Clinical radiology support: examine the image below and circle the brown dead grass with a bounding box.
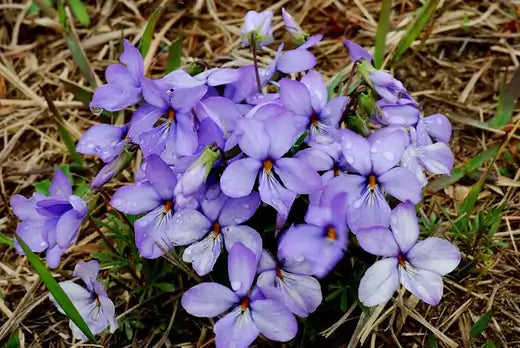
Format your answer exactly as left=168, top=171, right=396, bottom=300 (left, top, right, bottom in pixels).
left=0, top=0, right=519, bottom=346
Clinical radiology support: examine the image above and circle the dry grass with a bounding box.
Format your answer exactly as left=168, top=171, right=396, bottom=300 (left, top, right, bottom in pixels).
left=0, top=0, right=519, bottom=346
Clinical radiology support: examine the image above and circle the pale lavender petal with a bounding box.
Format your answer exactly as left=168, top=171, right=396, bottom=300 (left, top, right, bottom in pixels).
left=228, top=242, right=257, bottom=297
left=105, top=64, right=136, bottom=86
left=320, top=96, right=348, bottom=127
left=219, top=192, right=261, bottom=226
left=201, top=185, right=227, bottom=222
left=418, top=142, right=454, bottom=175
left=171, top=85, right=208, bottom=113
left=220, top=158, right=261, bottom=198
left=110, top=182, right=161, bottom=214
left=378, top=167, right=422, bottom=204
left=50, top=170, right=72, bottom=197
left=358, top=258, right=399, bottom=307
left=390, top=201, right=419, bottom=253
left=250, top=299, right=298, bottom=341
left=266, top=115, right=297, bottom=159
left=258, top=171, right=296, bottom=218
left=89, top=84, right=141, bottom=111
left=423, top=113, right=452, bottom=143
left=368, top=127, right=409, bottom=175
left=304, top=205, right=332, bottom=227
left=344, top=39, right=373, bottom=62
left=297, top=34, right=322, bottom=50
left=183, top=233, right=223, bottom=276
left=145, top=154, right=177, bottom=200
left=16, top=220, right=47, bottom=252
left=214, top=308, right=259, bottom=348
left=277, top=49, right=317, bottom=74
left=399, top=266, right=443, bottom=305
left=127, top=104, right=164, bottom=142
left=222, top=225, right=262, bottom=261
left=120, top=40, right=143, bottom=81
left=238, top=119, right=270, bottom=159
left=348, top=186, right=391, bottom=233
left=406, top=237, right=461, bottom=275
left=377, top=102, right=419, bottom=127
left=295, top=147, right=334, bottom=171
left=175, top=113, right=199, bottom=156
left=10, top=194, right=44, bottom=221
left=258, top=250, right=276, bottom=273
left=55, top=210, right=82, bottom=248
left=356, top=226, right=399, bottom=257
left=275, top=158, right=322, bottom=194
left=76, top=124, right=125, bottom=163
left=279, top=78, right=312, bottom=116
left=340, top=129, right=372, bottom=176
left=54, top=281, right=92, bottom=315
left=73, top=260, right=99, bottom=290
left=170, top=209, right=211, bottom=245
left=134, top=207, right=175, bottom=258
left=277, top=224, right=320, bottom=274
left=197, top=96, right=241, bottom=134
left=46, top=245, right=66, bottom=269
left=207, top=68, right=240, bottom=86
left=141, top=78, right=168, bottom=109
left=182, top=282, right=238, bottom=317
left=301, top=70, right=327, bottom=112
left=160, top=69, right=201, bottom=88
left=402, top=147, right=427, bottom=187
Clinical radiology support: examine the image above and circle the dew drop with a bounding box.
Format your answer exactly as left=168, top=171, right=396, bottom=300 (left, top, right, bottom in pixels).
left=90, top=107, right=103, bottom=115
left=243, top=204, right=250, bottom=209
left=382, top=151, right=394, bottom=162
left=345, top=155, right=354, bottom=164
left=231, top=280, right=242, bottom=291
left=344, top=142, right=352, bottom=150
left=295, top=255, right=305, bottom=262
left=370, top=147, right=378, bottom=154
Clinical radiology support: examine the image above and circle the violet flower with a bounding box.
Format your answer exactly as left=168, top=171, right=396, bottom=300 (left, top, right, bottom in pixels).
left=375, top=99, right=420, bottom=127
left=282, top=8, right=308, bottom=45
left=369, top=71, right=414, bottom=103
left=76, top=123, right=129, bottom=163
left=51, top=260, right=117, bottom=339
left=416, top=113, right=452, bottom=145
left=280, top=72, right=348, bottom=142
left=11, top=170, right=87, bottom=268
left=357, top=202, right=460, bottom=306
left=334, top=128, right=421, bottom=232
left=241, top=10, right=274, bottom=48
left=110, top=155, right=177, bottom=258
left=276, top=193, right=348, bottom=278
left=276, top=35, right=322, bottom=74
left=182, top=242, right=298, bottom=347
left=170, top=185, right=261, bottom=276
left=256, top=247, right=323, bottom=317
left=220, top=117, right=322, bottom=217
left=90, top=40, right=143, bottom=112
left=344, top=40, right=373, bottom=63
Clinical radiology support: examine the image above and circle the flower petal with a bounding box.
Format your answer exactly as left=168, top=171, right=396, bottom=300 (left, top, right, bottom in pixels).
left=128, top=104, right=164, bottom=142
left=145, top=154, right=177, bottom=200
left=423, top=113, right=452, bottom=143
left=228, top=242, right=258, bottom=297
left=76, top=124, right=125, bottom=163
left=171, top=85, right=208, bottom=113
left=170, top=209, right=211, bottom=245
left=222, top=225, right=262, bottom=261
left=279, top=78, right=312, bottom=116
left=301, top=70, right=327, bottom=112
left=344, top=40, right=373, bottom=62
left=238, top=119, right=270, bottom=159
left=175, top=113, right=199, bottom=156
left=266, top=115, right=297, bottom=159
left=406, top=237, right=461, bottom=275
left=134, top=208, right=175, bottom=258
left=399, top=266, right=443, bottom=305
left=340, top=129, right=372, bottom=176
left=182, top=282, right=238, bottom=317
left=368, top=127, right=409, bottom=175
left=89, top=83, right=141, bottom=111
left=120, top=40, right=143, bottom=81
left=183, top=233, right=223, bottom=276
left=347, top=186, right=391, bottom=233
left=219, top=192, right=261, bottom=226
left=141, top=78, right=168, bottom=108
left=277, top=49, right=317, bottom=74
left=358, top=258, right=399, bottom=307
left=55, top=210, right=83, bottom=248
left=378, top=167, right=422, bottom=204
left=258, top=171, right=296, bottom=218
left=50, top=170, right=72, bottom=197
left=295, top=147, right=334, bottom=171
left=275, top=158, right=322, bottom=194
left=110, top=182, right=162, bottom=214
left=214, top=308, right=259, bottom=348
left=16, top=220, right=47, bottom=252
left=356, top=226, right=399, bottom=257
left=220, top=158, right=261, bottom=198
left=418, top=142, right=454, bottom=175
left=320, top=96, right=348, bottom=127
left=250, top=299, right=298, bottom=341
left=207, top=68, right=240, bottom=86
left=390, top=201, right=419, bottom=253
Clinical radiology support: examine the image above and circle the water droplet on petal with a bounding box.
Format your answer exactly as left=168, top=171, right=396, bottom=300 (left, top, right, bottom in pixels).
left=383, top=151, right=394, bottom=162
left=345, top=155, right=354, bottom=164
left=231, top=280, right=242, bottom=291
left=243, top=204, right=249, bottom=209
left=344, top=142, right=352, bottom=150
left=370, top=148, right=378, bottom=154
left=90, top=107, right=103, bottom=115
left=295, top=255, right=305, bottom=262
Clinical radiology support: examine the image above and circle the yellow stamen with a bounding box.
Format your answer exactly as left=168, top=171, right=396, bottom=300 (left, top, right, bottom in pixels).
left=326, top=226, right=337, bottom=240
left=263, top=159, right=273, bottom=174
left=368, top=174, right=377, bottom=190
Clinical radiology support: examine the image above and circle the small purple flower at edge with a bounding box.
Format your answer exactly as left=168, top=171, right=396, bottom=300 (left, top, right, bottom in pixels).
left=10, top=170, right=87, bottom=268
left=241, top=10, right=274, bottom=48
left=51, top=260, right=117, bottom=339
left=357, top=201, right=460, bottom=306
left=182, top=242, right=298, bottom=348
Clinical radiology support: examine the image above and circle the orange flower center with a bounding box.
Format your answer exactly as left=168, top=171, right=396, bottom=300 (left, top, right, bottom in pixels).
left=310, top=114, right=320, bottom=127
left=368, top=174, right=377, bottom=190
left=397, top=253, right=406, bottom=268
left=263, top=159, right=273, bottom=174
left=326, top=226, right=337, bottom=240
left=163, top=200, right=173, bottom=212
left=240, top=297, right=250, bottom=309
left=212, top=222, right=221, bottom=236
left=275, top=267, right=283, bottom=279
left=168, top=109, right=176, bottom=121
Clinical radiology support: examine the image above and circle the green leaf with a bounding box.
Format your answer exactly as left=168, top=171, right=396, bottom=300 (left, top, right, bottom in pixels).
left=74, top=178, right=89, bottom=197
left=16, top=236, right=97, bottom=343
left=374, top=0, right=392, bottom=68
left=67, top=0, right=90, bottom=27
left=64, top=34, right=97, bottom=88
left=153, top=282, right=175, bottom=292
left=6, top=330, right=19, bottom=348
left=57, top=0, right=67, bottom=28
left=140, top=7, right=164, bottom=56
left=470, top=311, right=492, bottom=340
left=166, top=37, right=183, bottom=73
left=426, top=333, right=439, bottom=348
left=327, top=69, right=345, bottom=100
left=391, top=0, right=440, bottom=64
left=35, top=179, right=52, bottom=195
left=489, top=67, right=520, bottom=128
left=0, top=233, right=14, bottom=248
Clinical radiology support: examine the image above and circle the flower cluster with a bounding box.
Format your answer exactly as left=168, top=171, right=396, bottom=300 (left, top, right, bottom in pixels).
left=9, top=7, right=461, bottom=345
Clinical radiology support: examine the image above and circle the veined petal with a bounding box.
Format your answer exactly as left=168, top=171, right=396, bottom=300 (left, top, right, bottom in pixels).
left=279, top=78, right=312, bottom=116
left=134, top=207, right=176, bottom=258
left=250, top=299, right=298, bottom=341
left=390, top=201, right=419, bottom=253
left=406, top=237, right=461, bottom=275
left=105, top=64, right=136, bottom=86
left=258, top=171, right=296, bottom=218
left=301, top=70, right=327, bottom=112
left=55, top=210, right=82, bottom=248
left=50, top=170, right=73, bottom=197
left=170, top=209, right=211, bottom=245
left=228, top=242, right=257, bottom=297
left=183, top=233, right=223, bottom=276
left=399, top=265, right=443, bottom=305
left=220, top=158, right=261, bottom=198
left=347, top=185, right=391, bottom=233
left=358, top=258, right=399, bottom=307
left=214, top=307, right=259, bottom=348
left=356, top=226, right=399, bottom=257
left=182, top=282, right=238, bottom=317
left=275, top=158, right=322, bottom=194
left=378, top=167, right=422, bottom=204
left=417, top=142, right=454, bottom=175
left=110, top=182, right=162, bottom=214
left=219, top=192, right=261, bottom=226
left=145, top=154, right=177, bottom=200
left=127, top=104, right=164, bottom=142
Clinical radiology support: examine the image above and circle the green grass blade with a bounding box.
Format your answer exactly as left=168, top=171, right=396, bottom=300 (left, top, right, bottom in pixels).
left=327, top=69, right=345, bottom=100
left=139, top=7, right=164, bottom=56
left=391, top=0, right=439, bottom=64
left=0, top=232, right=14, bottom=248
left=65, top=34, right=97, bottom=88
left=42, top=90, right=85, bottom=167
left=374, top=0, right=392, bottom=68
left=67, top=0, right=90, bottom=27
left=489, top=67, right=520, bottom=129
left=166, top=37, right=183, bottom=73
left=15, top=236, right=97, bottom=343
left=470, top=311, right=492, bottom=340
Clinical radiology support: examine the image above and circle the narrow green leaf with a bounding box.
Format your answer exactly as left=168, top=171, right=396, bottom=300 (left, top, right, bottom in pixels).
left=60, top=78, right=93, bottom=106
left=67, top=0, right=90, bottom=27
left=15, top=236, right=97, bottom=343
left=6, top=330, right=19, bottom=348
left=489, top=67, right=520, bottom=128
left=0, top=233, right=14, bottom=248
left=154, top=283, right=175, bottom=292
left=374, top=0, right=392, bottom=68
left=30, top=0, right=56, bottom=17
left=42, top=90, right=85, bottom=167
left=327, top=69, right=345, bottom=100
left=65, top=34, right=97, bottom=88
left=140, top=7, right=164, bottom=56
left=391, top=0, right=440, bottom=63
left=470, top=311, right=492, bottom=339
left=166, top=37, right=183, bottom=73
left=57, top=0, right=67, bottom=28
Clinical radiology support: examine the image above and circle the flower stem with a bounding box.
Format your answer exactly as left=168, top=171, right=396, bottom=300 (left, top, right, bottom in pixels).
left=250, top=33, right=262, bottom=93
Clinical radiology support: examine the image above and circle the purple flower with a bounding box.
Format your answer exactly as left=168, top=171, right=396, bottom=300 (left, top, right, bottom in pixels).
left=110, top=155, right=177, bottom=258
left=344, top=40, right=373, bottom=63
left=282, top=8, right=308, bottom=45
left=416, top=113, right=452, bottom=145
left=90, top=40, right=143, bottom=112
left=369, top=71, right=414, bottom=103
left=76, top=123, right=129, bottom=163
left=220, top=117, right=322, bottom=217
left=375, top=99, right=419, bottom=127
left=182, top=242, right=298, bottom=347
left=51, top=260, right=117, bottom=339
left=256, top=248, right=323, bottom=317
left=241, top=10, right=274, bottom=48
left=402, top=127, right=454, bottom=186
left=280, top=72, right=348, bottom=141
left=334, top=128, right=421, bottom=232
left=11, top=170, right=87, bottom=268
left=276, top=193, right=348, bottom=278
left=170, top=185, right=261, bottom=276
left=276, top=36, right=321, bottom=74
left=357, top=202, right=460, bottom=306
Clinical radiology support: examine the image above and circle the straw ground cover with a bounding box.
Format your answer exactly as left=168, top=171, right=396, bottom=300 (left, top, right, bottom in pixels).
left=1, top=0, right=519, bottom=346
